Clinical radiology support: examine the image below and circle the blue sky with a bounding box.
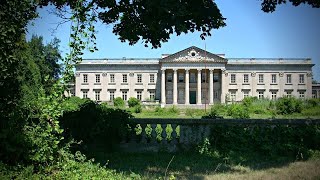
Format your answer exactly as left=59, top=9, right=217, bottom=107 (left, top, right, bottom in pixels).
left=27, top=0, right=320, bottom=81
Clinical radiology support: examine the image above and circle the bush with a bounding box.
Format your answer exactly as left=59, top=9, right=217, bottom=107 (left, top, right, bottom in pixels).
left=242, top=97, right=256, bottom=108
left=227, top=104, right=250, bottom=119
left=168, top=106, right=179, bottom=114
left=113, top=97, right=125, bottom=108
left=202, top=106, right=223, bottom=119
left=133, top=104, right=142, bottom=113
left=276, top=97, right=302, bottom=115
left=128, top=97, right=140, bottom=108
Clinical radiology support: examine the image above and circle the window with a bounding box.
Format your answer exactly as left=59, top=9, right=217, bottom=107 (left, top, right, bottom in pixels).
left=122, top=91, right=127, bottom=100
left=299, top=74, right=305, bottom=84
left=123, top=74, right=127, bottom=83
left=243, top=74, right=249, bottom=83
left=95, top=74, right=100, bottom=83
left=178, top=90, right=184, bottom=100
left=190, top=73, right=196, bottom=83
left=271, top=74, right=277, bottom=84
left=109, top=91, right=114, bottom=101
left=137, top=91, right=142, bottom=100
left=230, top=91, right=236, bottom=101
left=179, top=73, right=184, bottom=82
left=214, top=91, right=219, bottom=99
left=83, top=74, right=88, bottom=83
left=167, top=90, right=172, bottom=98
left=286, top=74, right=292, bottom=84
left=202, top=72, right=207, bottom=83
left=286, top=91, right=292, bottom=97
left=149, top=74, right=155, bottom=83
left=258, top=91, right=264, bottom=99
left=110, top=74, right=115, bottom=83
left=214, top=73, right=219, bottom=82
left=95, top=91, right=100, bottom=101
left=137, top=74, right=142, bottom=83
left=230, top=74, right=236, bottom=83
left=271, top=91, right=277, bottom=100
left=82, top=91, right=88, bottom=98
left=167, top=73, right=172, bottom=82
left=312, top=90, right=317, bottom=98
left=299, top=91, right=305, bottom=99
left=243, top=91, right=249, bottom=98
left=258, top=74, right=264, bottom=84
left=149, top=91, right=155, bottom=100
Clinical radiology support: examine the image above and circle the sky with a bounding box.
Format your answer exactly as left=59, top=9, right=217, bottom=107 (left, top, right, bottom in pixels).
left=27, top=0, right=320, bottom=81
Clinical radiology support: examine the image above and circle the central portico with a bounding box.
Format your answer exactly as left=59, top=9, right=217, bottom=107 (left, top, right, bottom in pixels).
left=160, top=46, right=227, bottom=107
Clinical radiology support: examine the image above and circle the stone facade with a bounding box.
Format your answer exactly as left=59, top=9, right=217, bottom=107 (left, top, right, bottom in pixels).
left=74, top=46, right=314, bottom=107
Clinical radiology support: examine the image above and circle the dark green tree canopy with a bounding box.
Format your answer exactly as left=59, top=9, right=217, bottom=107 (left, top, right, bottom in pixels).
left=261, top=0, right=320, bottom=12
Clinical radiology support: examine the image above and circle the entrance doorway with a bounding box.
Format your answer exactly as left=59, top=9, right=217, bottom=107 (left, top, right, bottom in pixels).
left=190, top=91, right=196, bottom=104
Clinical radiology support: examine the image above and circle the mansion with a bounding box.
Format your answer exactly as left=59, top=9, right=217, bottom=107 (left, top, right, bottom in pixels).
left=74, top=46, right=314, bottom=107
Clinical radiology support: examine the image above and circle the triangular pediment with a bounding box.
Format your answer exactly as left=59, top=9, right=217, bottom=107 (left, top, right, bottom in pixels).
left=160, top=46, right=227, bottom=63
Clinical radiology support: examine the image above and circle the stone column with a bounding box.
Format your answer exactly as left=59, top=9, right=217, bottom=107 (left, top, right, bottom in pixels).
left=173, top=69, right=178, bottom=105
left=161, top=69, right=166, bottom=107
left=221, top=69, right=226, bottom=103
left=209, top=69, right=214, bottom=104
left=185, top=69, right=190, bottom=105
left=197, top=69, right=202, bottom=105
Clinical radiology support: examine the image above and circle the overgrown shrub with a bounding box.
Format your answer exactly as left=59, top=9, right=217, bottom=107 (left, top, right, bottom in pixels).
left=276, top=97, right=302, bottom=115
left=59, top=99, right=132, bottom=152
left=202, top=106, right=223, bottom=119
left=227, top=104, right=250, bottom=119
left=242, top=97, right=257, bottom=107
left=133, top=104, right=142, bottom=113
left=128, top=97, right=140, bottom=108
left=113, top=97, right=125, bottom=108
left=168, top=106, right=179, bottom=114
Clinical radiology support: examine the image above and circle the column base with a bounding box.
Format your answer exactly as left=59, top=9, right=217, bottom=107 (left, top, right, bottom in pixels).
left=161, top=103, right=166, bottom=108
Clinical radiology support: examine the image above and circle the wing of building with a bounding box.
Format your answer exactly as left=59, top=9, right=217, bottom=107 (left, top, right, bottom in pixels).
left=74, top=46, right=314, bottom=107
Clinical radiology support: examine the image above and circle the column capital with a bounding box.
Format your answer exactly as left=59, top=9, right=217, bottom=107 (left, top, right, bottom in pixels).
left=209, top=69, right=214, bottom=73
left=197, top=68, right=202, bottom=72
left=173, top=68, right=178, bottom=72
left=161, top=68, right=166, bottom=72
left=185, top=68, right=190, bottom=72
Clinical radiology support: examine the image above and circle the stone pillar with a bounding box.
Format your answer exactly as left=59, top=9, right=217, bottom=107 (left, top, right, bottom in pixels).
left=161, top=69, right=166, bottom=107
left=185, top=69, right=190, bottom=105
left=197, top=69, right=202, bottom=105
left=221, top=69, right=226, bottom=103
left=209, top=69, right=214, bottom=104
left=173, top=69, right=178, bottom=105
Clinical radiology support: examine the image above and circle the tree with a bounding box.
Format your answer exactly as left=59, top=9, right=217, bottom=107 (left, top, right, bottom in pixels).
left=261, top=0, right=320, bottom=12
left=28, top=35, right=61, bottom=94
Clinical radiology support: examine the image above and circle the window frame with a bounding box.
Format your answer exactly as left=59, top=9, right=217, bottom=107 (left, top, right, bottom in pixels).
left=271, top=74, right=277, bottom=84
left=83, top=74, right=88, bottom=83
left=95, top=74, right=100, bottom=83
left=230, top=74, right=236, bottom=84
left=109, top=91, right=115, bottom=101
left=243, top=74, right=249, bottom=83
left=122, top=74, right=128, bottom=83
left=137, top=91, right=142, bottom=101
left=286, top=74, right=292, bottom=84
left=258, top=74, right=264, bottom=84
left=95, top=90, right=100, bottom=101
left=299, top=74, right=305, bottom=84
left=149, top=74, right=155, bottom=83
left=137, top=74, right=142, bottom=83
left=122, top=91, right=128, bottom=100
left=110, top=74, right=115, bottom=83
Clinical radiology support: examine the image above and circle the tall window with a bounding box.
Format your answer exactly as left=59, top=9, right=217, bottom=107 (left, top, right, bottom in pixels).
left=243, top=74, right=249, bottom=83
left=214, top=91, right=219, bottom=99
left=258, top=74, right=264, bottom=84
left=82, top=91, right=88, bottom=98
left=110, top=74, right=115, bottom=83
left=230, top=74, right=236, bottom=83
left=123, top=74, right=127, bottom=83
left=213, top=73, right=219, bottom=82
left=83, top=74, right=88, bottom=83
left=230, top=91, right=236, bottom=101
left=179, top=73, right=184, bottom=82
left=286, top=91, right=292, bottom=97
left=95, top=91, right=100, bottom=101
left=95, top=74, right=100, bottom=83
left=299, top=91, right=305, bottom=99
left=271, top=74, right=277, bottom=84
left=109, top=91, right=114, bottom=101
left=122, top=91, right=127, bottom=100
left=137, top=74, right=142, bottom=83
left=167, top=73, right=172, bottom=82
left=201, top=72, right=207, bottom=83
left=286, top=74, right=292, bottom=84
left=271, top=91, right=277, bottom=100
left=190, top=73, right=196, bottom=83
left=137, top=91, right=142, bottom=100
left=299, top=74, right=305, bottom=84
left=258, top=91, right=264, bottom=99
left=149, top=91, right=155, bottom=100
left=243, top=91, right=249, bottom=98
left=178, top=90, right=184, bottom=100
left=149, top=74, right=155, bottom=83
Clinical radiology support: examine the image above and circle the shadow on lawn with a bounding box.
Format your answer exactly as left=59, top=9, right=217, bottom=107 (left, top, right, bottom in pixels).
left=81, top=144, right=295, bottom=179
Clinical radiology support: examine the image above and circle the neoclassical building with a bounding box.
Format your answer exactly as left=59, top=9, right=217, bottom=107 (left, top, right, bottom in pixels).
left=75, top=46, right=314, bottom=107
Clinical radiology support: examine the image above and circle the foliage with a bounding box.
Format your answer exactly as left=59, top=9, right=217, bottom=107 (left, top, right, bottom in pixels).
left=242, top=97, right=257, bottom=108
left=168, top=106, right=179, bottom=114
left=128, top=97, right=140, bottom=108
left=227, top=104, right=250, bottom=119
left=202, top=106, right=223, bottom=119
left=59, top=98, right=132, bottom=152
left=209, top=125, right=320, bottom=159
left=261, top=0, right=320, bottom=12
left=133, top=104, right=142, bottom=113
left=113, top=97, right=125, bottom=108
left=276, top=97, right=303, bottom=115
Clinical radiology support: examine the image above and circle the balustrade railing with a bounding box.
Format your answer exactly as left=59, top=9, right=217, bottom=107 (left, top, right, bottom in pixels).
left=119, top=118, right=320, bottom=152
